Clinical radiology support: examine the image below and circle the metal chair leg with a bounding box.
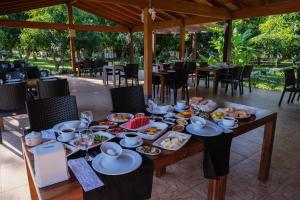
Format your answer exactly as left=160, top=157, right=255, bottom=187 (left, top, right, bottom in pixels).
left=287, top=92, right=293, bottom=104
left=249, top=79, right=252, bottom=93
left=278, top=90, right=286, bottom=106
left=291, top=92, right=297, bottom=103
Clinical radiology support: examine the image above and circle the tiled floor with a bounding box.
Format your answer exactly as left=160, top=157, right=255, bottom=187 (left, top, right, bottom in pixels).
left=0, top=75, right=300, bottom=200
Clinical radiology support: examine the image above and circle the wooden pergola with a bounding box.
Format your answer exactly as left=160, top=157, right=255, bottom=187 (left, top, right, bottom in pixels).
left=1, top=0, right=300, bottom=97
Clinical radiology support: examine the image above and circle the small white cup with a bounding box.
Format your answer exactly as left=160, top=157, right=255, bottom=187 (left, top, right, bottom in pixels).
left=124, top=132, right=140, bottom=146
left=176, top=100, right=186, bottom=110
left=222, top=117, right=238, bottom=127
left=60, top=127, right=76, bottom=141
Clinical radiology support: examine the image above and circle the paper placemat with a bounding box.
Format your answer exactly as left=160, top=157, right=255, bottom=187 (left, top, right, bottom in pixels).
left=68, top=158, right=104, bottom=192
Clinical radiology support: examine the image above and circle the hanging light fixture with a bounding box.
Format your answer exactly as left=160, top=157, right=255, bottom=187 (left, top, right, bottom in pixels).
left=140, top=0, right=156, bottom=22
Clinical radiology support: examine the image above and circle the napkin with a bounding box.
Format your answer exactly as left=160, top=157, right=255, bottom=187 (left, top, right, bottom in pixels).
left=41, top=129, right=56, bottom=140
left=202, top=133, right=233, bottom=179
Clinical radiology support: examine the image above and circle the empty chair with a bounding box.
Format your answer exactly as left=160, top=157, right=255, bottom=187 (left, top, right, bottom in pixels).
left=219, top=67, right=243, bottom=96
left=278, top=68, right=300, bottom=106
left=13, top=60, right=26, bottom=71
left=166, top=62, right=189, bottom=104
left=26, top=96, right=79, bottom=131
left=110, top=86, right=146, bottom=113
left=93, top=59, right=105, bottom=76
left=0, top=82, right=27, bottom=143
left=26, top=66, right=40, bottom=79
left=37, top=79, right=69, bottom=99
left=118, top=64, right=139, bottom=87
left=241, top=65, right=253, bottom=94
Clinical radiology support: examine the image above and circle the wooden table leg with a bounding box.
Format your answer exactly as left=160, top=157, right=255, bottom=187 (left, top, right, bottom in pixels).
left=160, top=76, right=166, bottom=103
left=213, top=72, right=219, bottom=94
left=155, top=167, right=166, bottom=178
left=24, top=156, right=39, bottom=200
left=0, top=117, right=3, bottom=144
left=208, top=176, right=227, bottom=200
left=195, top=69, right=200, bottom=90
left=259, top=118, right=276, bottom=181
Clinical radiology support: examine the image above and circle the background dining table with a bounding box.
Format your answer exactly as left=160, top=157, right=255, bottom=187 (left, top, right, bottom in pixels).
left=152, top=70, right=175, bottom=103
left=102, top=64, right=124, bottom=88
left=195, top=67, right=221, bottom=94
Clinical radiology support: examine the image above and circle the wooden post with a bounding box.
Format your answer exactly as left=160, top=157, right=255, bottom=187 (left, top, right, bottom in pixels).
left=223, top=19, right=232, bottom=64
left=152, top=32, right=156, bottom=62
left=129, top=31, right=134, bottom=64
left=179, top=21, right=186, bottom=61
left=67, top=4, right=77, bottom=75
left=192, top=33, right=197, bottom=61
left=143, top=7, right=153, bottom=98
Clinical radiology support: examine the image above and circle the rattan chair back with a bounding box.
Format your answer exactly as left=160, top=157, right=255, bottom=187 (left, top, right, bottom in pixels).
left=37, top=79, right=69, bottom=99
left=0, top=82, right=27, bottom=111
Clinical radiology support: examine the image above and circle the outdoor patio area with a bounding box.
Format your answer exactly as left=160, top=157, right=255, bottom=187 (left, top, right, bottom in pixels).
left=1, top=75, right=299, bottom=200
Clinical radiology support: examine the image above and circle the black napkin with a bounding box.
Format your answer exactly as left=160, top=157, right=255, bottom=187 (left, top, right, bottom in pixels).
left=202, top=133, right=233, bottom=179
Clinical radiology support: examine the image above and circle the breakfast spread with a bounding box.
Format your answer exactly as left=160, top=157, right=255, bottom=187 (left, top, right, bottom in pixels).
left=123, top=116, right=150, bottom=129
left=108, top=113, right=133, bottom=123
left=144, top=127, right=162, bottom=135
left=175, top=110, right=194, bottom=119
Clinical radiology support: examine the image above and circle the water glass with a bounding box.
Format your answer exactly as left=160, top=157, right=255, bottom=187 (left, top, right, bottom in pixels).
left=80, top=130, right=94, bottom=161
left=80, top=111, right=93, bottom=128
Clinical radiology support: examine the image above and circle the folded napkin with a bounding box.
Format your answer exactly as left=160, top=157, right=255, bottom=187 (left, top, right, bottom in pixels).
left=41, top=129, right=56, bottom=140
left=202, top=133, right=233, bottom=179
left=194, top=100, right=218, bottom=112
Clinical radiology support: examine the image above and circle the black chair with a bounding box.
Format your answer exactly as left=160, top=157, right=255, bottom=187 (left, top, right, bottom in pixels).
left=26, top=96, right=79, bottom=131
left=219, top=67, right=243, bottom=96
left=13, top=60, right=26, bottom=71
left=0, top=61, right=11, bottom=80
left=166, top=62, right=189, bottom=104
left=241, top=65, right=253, bottom=94
left=0, top=82, right=27, bottom=143
left=197, top=62, right=210, bottom=88
left=26, top=66, right=40, bottom=79
left=110, top=86, right=146, bottom=113
left=94, top=59, right=105, bottom=76
left=278, top=68, right=300, bottom=106
left=118, top=64, right=139, bottom=87
left=105, top=62, right=121, bottom=83
left=37, top=78, right=69, bottom=99
left=79, top=60, right=93, bottom=77
left=185, top=62, right=197, bottom=84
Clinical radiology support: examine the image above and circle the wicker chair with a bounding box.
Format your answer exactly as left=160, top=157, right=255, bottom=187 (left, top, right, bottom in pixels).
left=26, top=96, right=79, bottom=131
left=37, top=78, right=69, bottom=99
left=0, top=82, right=27, bottom=143
left=26, top=66, right=40, bottom=79
left=219, top=67, right=243, bottom=96
left=110, top=86, right=146, bottom=113
left=118, top=64, right=139, bottom=87
left=240, top=65, right=253, bottom=94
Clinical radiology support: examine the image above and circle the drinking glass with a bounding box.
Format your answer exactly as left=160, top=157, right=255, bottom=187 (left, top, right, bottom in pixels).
left=80, top=111, right=93, bottom=128
left=80, top=130, right=94, bottom=161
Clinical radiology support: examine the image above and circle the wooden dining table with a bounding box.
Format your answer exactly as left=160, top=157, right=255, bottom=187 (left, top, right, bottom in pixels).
left=23, top=101, right=277, bottom=200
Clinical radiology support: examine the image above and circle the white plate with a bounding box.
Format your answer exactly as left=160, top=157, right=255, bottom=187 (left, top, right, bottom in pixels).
left=69, top=131, right=114, bottom=150
left=146, top=108, right=168, bottom=115
left=57, top=134, right=74, bottom=143
left=136, top=121, right=168, bottom=140
left=217, top=121, right=238, bottom=129
left=173, top=105, right=189, bottom=112
left=136, top=146, right=161, bottom=156
left=53, top=120, right=82, bottom=132
left=152, top=131, right=191, bottom=151
left=107, top=113, right=134, bottom=123
left=186, top=120, right=223, bottom=137
left=92, top=149, right=142, bottom=175
left=120, top=139, right=143, bottom=148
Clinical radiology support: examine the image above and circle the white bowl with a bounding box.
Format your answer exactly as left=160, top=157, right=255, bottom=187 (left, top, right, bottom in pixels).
left=190, top=116, right=206, bottom=130
left=100, top=142, right=123, bottom=161
left=158, top=105, right=170, bottom=113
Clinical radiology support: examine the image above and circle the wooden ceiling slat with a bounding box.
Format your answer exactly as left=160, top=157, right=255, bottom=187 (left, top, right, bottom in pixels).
left=100, top=4, right=141, bottom=24
left=232, top=0, right=300, bottom=19
left=75, top=3, right=132, bottom=27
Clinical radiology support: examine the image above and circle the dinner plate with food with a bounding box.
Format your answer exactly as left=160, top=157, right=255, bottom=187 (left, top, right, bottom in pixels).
left=136, top=145, right=161, bottom=156
left=69, top=131, right=114, bottom=150
left=136, top=122, right=168, bottom=140
left=99, top=121, right=118, bottom=127
left=106, top=127, right=127, bottom=138
left=119, top=116, right=151, bottom=131
left=175, top=110, right=194, bottom=119
left=107, top=113, right=134, bottom=123
left=153, top=131, right=191, bottom=151
left=212, top=107, right=253, bottom=120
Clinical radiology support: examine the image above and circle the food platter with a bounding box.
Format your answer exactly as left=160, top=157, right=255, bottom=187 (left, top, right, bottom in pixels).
left=152, top=131, right=191, bottom=151
left=99, top=121, right=118, bottom=127
left=107, top=113, right=134, bottom=123
left=106, top=127, right=127, bottom=138
left=136, top=146, right=161, bottom=156
left=135, top=121, right=168, bottom=140
left=69, top=131, right=114, bottom=150
left=174, top=110, right=194, bottom=119
left=211, top=107, right=252, bottom=120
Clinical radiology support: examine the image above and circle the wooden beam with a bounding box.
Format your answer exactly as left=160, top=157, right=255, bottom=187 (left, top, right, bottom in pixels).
left=179, top=22, right=186, bottom=60
left=89, top=0, right=231, bottom=19
left=232, top=0, right=300, bottom=19
left=223, top=20, right=232, bottom=64
left=129, top=31, right=134, bottom=63
left=67, top=4, right=77, bottom=74
left=100, top=4, right=141, bottom=24
left=152, top=32, right=156, bottom=61
left=0, top=19, right=129, bottom=32
left=143, top=7, right=153, bottom=97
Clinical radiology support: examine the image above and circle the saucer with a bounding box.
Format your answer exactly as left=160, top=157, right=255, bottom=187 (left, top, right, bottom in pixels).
left=57, top=134, right=74, bottom=143
left=217, top=121, right=238, bottom=129
left=120, top=139, right=143, bottom=148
